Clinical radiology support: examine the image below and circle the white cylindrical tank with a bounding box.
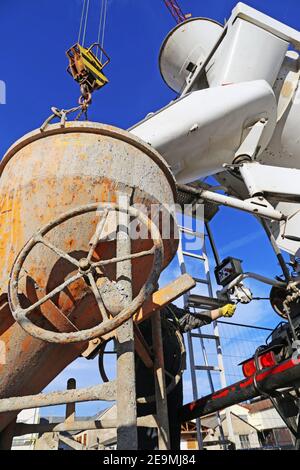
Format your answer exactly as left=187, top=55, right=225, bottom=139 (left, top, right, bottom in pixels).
left=159, top=9, right=290, bottom=94
left=214, top=52, right=300, bottom=256
left=206, top=17, right=289, bottom=88
left=131, top=80, right=277, bottom=182
left=260, top=51, right=300, bottom=169
left=159, top=17, right=223, bottom=93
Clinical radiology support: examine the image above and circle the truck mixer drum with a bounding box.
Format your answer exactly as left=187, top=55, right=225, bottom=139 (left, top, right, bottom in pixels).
left=8, top=203, right=164, bottom=343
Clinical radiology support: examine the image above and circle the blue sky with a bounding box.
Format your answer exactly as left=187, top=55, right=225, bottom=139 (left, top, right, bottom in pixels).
left=1, top=0, right=298, bottom=417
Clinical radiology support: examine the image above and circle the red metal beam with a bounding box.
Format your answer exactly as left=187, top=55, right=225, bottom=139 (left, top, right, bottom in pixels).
left=180, top=356, right=300, bottom=422
left=163, top=0, right=187, bottom=24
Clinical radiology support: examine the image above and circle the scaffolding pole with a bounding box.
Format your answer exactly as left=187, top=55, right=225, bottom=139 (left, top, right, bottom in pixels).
left=152, top=310, right=170, bottom=450
left=116, top=193, right=138, bottom=450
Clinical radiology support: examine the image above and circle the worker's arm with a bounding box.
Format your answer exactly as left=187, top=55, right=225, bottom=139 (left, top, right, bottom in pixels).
left=210, top=303, right=237, bottom=320
left=169, top=303, right=236, bottom=333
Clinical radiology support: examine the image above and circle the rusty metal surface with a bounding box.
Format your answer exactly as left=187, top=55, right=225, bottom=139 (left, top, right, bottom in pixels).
left=0, top=296, right=14, bottom=336
left=15, top=420, right=118, bottom=436
left=0, top=121, right=176, bottom=188
left=0, top=381, right=116, bottom=413
left=0, top=324, right=88, bottom=432
left=13, top=415, right=158, bottom=437
left=0, top=121, right=178, bottom=431
left=0, top=121, right=177, bottom=301
left=81, top=274, right=196, bottom=359
left=8, top=203, right=164, bottom=343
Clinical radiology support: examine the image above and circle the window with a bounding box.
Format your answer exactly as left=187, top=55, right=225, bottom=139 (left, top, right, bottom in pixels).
left=259, top=428, right=294, bottom=449
left=239, top=434, right=250, bottom=449
left=274, top=428, right=294, bottom=448
left=187, top=440, right=197, bottom=450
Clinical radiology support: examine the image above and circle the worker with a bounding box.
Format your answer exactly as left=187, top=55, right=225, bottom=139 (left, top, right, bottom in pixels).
left=136, top=302, right=236, bottom=450
left=164, top=302, right=236, bottom=332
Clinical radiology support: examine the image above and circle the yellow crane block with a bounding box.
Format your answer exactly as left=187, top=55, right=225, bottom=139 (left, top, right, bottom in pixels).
left=66, top=42, right=110, bottom=93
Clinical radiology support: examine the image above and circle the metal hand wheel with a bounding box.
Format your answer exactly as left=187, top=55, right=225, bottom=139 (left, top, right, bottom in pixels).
left=8, top=203, right=163, bottom=344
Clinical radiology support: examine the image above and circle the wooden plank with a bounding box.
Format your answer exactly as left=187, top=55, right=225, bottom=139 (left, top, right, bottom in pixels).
left=134, top=273, right=196, bottom=324
left=133, top=324, right=153, bottom=369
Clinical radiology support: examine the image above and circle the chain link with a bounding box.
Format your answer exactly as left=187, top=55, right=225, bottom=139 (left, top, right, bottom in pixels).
left=40, top=85, right=92, bottom=131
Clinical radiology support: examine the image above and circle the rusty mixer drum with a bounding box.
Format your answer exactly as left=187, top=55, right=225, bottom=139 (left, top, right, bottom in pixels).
left=0, top=122, right=178, bottom=429
left=0, top=122, right=178, bottom=332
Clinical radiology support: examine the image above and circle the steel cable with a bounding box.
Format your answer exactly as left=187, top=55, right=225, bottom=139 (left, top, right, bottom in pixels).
left=82, top=0, right=90, bottom=46
left=100, top=0, right=108, bottom=62
left=97, top=0, right=105, bottom=56
left=78, top=0, right=86, bottom=43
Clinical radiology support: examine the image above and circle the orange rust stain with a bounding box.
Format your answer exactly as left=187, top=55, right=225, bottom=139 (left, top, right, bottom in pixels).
left=22, top=335, right=34, bottom=354
left=66, top=238, right=76, bottom=250
left=0, top=191, right=24, bottom=293
left=0, top=147, right=176, bottom=328
left=281, top=81, right=293, bottom=98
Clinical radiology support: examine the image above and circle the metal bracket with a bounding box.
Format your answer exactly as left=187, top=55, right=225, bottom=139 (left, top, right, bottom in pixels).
left=234, top=119, right=268, bottom=162
left=177, top=183, right=285, bottom=221
left=218, top=272, right=286, bottom=298
left=240, top=162, right=300, bottom=202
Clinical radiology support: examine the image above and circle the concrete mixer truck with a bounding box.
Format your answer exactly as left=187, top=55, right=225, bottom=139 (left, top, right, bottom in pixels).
left=130, top=2, right=300, bottom=448
left=2, top=0, right=300, bottom=451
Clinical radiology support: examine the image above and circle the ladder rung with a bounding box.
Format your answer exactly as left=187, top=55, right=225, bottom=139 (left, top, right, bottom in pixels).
left=195, top=365, right=221, bottom=372
left=182, top=251, right=205, bottom=261
left=179, top=226, right=204, bottom=239
left=191, top=333, right=219, bottom=340
left=193, top=277, right=209, bottom=285
left=188, top=294, right=223, bottom=310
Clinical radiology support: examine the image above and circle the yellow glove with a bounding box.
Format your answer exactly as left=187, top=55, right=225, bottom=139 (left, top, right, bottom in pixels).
left=219, top=303, right=236, bottom=318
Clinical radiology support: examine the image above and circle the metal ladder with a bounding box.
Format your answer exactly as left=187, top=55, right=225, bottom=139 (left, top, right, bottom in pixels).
left=177, top=221, right=235, bottom=449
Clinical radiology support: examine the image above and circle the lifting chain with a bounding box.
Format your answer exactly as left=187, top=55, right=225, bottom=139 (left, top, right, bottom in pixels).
left=40, top=84, right=92, bottom=132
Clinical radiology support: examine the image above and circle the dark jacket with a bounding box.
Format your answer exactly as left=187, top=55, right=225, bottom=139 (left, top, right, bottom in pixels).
left=163, top=303, right=213, bottom=333
left=136, top=303, right=214, bottom=450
